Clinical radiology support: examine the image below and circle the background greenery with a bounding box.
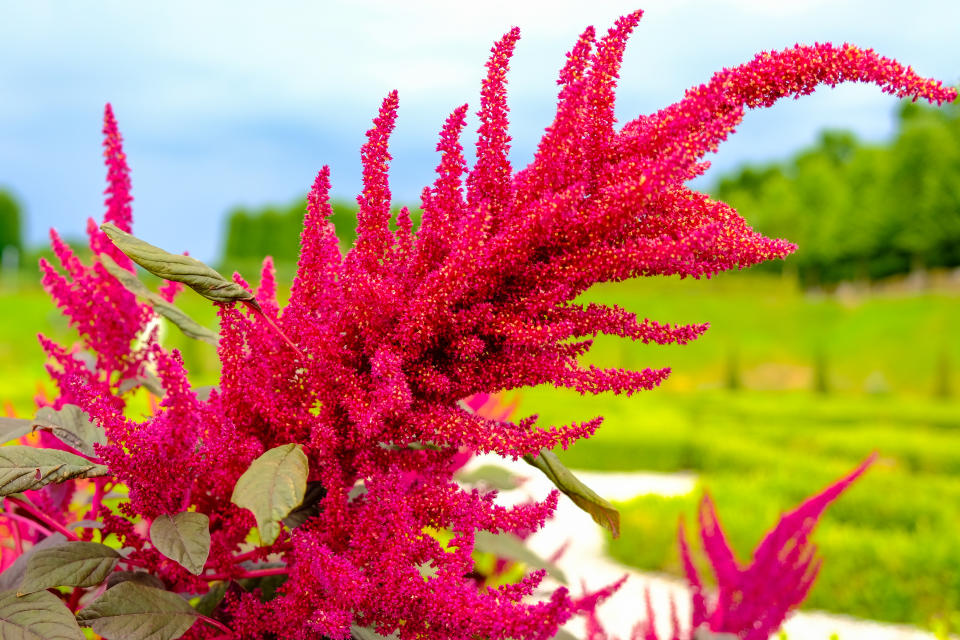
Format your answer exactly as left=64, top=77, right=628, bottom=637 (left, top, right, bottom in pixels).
left=715, top=100, right=960, bottom=285
left=1, top=98, right=958, bottom=632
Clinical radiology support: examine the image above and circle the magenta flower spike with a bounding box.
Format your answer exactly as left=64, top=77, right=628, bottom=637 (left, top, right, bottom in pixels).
left=680, top=455, right=877, bottom=640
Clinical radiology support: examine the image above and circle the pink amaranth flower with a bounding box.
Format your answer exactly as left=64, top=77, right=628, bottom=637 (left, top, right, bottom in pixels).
left=583, top=456, right=876, bottom=640
left=680, top=455, right=876, bottom=640
left=31, top=10, right=954, bottom=640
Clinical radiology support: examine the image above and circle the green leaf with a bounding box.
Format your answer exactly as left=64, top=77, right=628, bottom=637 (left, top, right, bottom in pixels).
left=0, top=447, right=110, bottom=497
left=0, top=589, right=85, bottom=640
left=0, top=533, right=68, bottom=591
left=231, top=444, right=308, bottom=545
left=18, top=541, right=120, bottom=595
left=473, top=530, right=567, bottom=583
left=351, top=624, right=398, bottom=640
left=192, top=581, right=226, bottom=617
left=0, top=417, right=32, bottom=445
left=523, top=449, right=620, bottom=538
left=32, top=404, right=107, bottom=457
left=106, top=571, right=165, bottom=591
left=100, top=253, right=219, bottom=346
left=77, top=582, right=199, bottom=640
left=101, top=223, right=256, bottom=307
left=552, top=630, right=579, bottom=640
left=282, top=480, right=326, bottom=529
left=149, top=512, right=211, bottom=575
left=456, top=464, right=523, bottom=491
left=236, top=567, right=288, bottom=602
left=117, top=371, right=166, bottom=398
left=193, top=385, right=218, bottom=402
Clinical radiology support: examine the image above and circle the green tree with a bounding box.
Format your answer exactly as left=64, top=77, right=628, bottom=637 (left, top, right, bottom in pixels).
left=0, top=189, right=23, bottom=252
left=220, top=197, right=421, bottom=267
left=712, top=98, right=960, bottom=284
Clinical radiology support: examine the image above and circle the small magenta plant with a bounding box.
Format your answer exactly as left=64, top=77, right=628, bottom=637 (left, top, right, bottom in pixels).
left=0, top=9, right=954, bottom=640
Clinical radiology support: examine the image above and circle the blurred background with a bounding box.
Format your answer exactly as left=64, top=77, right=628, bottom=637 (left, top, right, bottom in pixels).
left=1, top=0, right=958, bottom=635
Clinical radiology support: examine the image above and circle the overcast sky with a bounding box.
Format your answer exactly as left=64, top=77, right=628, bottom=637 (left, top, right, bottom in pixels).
left=1, top=0, right=958, bottom=261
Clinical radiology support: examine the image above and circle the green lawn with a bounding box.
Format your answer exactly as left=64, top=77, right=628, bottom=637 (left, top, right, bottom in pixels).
left=0, top=284, right=221, bottom=416
left=2, top=270, right=958, bottom=629
left=521, top=385, right=960, bottom=628
left=508, top=273, right=960, bottom=630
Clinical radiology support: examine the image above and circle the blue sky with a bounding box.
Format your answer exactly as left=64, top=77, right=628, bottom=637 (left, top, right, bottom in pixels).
left=1, top=0, right=958, bottom=261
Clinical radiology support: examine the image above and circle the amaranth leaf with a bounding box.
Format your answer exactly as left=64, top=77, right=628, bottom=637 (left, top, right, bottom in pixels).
left=0, top=447, right=110, bottom=497
left=282, top=480, right=326, bottom=530
left=149, top=512, right=211, bottom=575
left=106, top=571, right=165, bottom=590
left=456, top=464, right=523, bottom=490
left=0, top=589, right=85, bottom=640
left=18, top=541, right=120, bottom=595
left=351, top=624, right=398, bottom=640
left=0, top=533, right=67, bottom=591
left=0, top=417, right=32, bottom=445
left=231, top=444, right=308, bottom=545
left=117, top=371, right=166, bottom=398
left=101, top=253, right=219, bottom=346
left=101, top=223, right=256, bottom=306
left=192, top=581, right=226, bottom=617
left=77, top=581, right=199, bottom=640
left=523, top=449, right=620, bottom=538
left=473, top=530, right=567, bottom=583
left=32, top=404, right=107, bottom=457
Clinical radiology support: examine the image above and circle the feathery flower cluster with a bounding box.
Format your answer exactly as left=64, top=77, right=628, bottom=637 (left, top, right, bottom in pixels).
left=15, top=9, right=955, bottom=640
left=583, top=456, right=875, bottom=640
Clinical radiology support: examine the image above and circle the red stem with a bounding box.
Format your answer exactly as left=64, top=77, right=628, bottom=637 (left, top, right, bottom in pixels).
left=201, top=566, right=288, bottom=582
left=11, top=518, right=23, bottom=555
left=67, top=587, right=85, bottom=612
left=229, top=541, right=292, bottom=565
left=5, top=497, right=80, bottom=542
left=244, top=301, right=305, bottom=358
left=3, top=511, right=54, bottom=538
left=230, top=549, right=263, bottom=565
left=5, top=497, right=154, bottom=568
left=198, top=614, right=235, bottom=637
left=87, top=477, right=107, bottom=521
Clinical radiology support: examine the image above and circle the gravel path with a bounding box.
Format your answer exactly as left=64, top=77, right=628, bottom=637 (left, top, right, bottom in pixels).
left=464, top=455, right=940, bottom=640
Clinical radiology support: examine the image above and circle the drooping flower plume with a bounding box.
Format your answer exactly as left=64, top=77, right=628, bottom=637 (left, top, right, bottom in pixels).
left=14, top=9, right=955, bottom=640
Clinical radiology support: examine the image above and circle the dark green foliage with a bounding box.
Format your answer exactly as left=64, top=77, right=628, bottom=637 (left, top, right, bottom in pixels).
left=714, top=99, right=960, bottom=284
left=0, top=189, right=23, bottom=253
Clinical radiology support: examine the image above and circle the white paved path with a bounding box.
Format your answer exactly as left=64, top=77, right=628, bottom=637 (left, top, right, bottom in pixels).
left=463, top=455, right=941, bottom=640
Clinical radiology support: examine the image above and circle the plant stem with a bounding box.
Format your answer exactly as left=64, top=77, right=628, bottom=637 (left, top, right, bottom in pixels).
left=230, top=541, right=292, bottom=565
left=2, top=510, right=54, bottom=538
left=5, top=496, right=79, bottom=542
left=67, top=587, right=85, bottom=612
left=198, top=614, right=235, bottom=637
left=202, top=566, right=288, bottom=582
left=230, top=548, right=262, bottom=564
left=10, top=518, right=22, bottom=555
left=244, top=301, right=305, bottom=358
left=86, top=477, right=107, bottom=523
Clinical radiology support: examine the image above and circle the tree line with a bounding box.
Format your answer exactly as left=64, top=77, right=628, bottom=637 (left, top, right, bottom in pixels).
left=715, top=99, right=960, bottom=284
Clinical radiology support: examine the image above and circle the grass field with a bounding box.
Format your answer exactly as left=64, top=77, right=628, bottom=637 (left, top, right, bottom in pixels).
left=1, top=269, right=958, bottom=630
left=522, top=385, right=960, bottom=629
